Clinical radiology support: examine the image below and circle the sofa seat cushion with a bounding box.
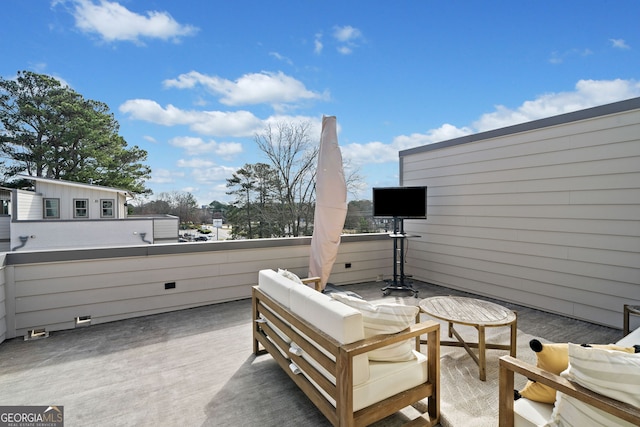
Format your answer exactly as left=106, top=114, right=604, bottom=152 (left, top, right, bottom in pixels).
left=514, top=398, right=553, bottom=427
left=353, top=350, right=429, bottom=412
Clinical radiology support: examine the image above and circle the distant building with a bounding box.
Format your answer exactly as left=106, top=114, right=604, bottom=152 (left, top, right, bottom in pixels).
left=0, top=175, right=179, bottom=251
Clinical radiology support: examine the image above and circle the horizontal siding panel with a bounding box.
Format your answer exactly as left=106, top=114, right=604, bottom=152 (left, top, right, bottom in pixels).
left=15, top=274, right=251, bottom=312
left=567, top=247, right=639, bottom=268
left=412, top=238, right=637, bottom=285
left=430, top=189, right=640, bottom=206
left=418, top=216, right=639, bottom=237
left=15, top=285, right=253, bottom=332
left=427, top=204, right=640, bottom=220
left=423, top=173, right=640, bottom=198
left=409, top=250, right=638, bottom=301
left=404, top=156, right=640, bottom=186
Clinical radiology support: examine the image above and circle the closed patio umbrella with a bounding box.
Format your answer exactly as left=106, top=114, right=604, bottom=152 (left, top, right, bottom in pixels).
left=308, top=115, right=347, bottom=291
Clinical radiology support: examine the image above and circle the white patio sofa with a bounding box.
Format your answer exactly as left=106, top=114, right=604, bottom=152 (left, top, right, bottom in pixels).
left=252, top=269, right=441, bottom=426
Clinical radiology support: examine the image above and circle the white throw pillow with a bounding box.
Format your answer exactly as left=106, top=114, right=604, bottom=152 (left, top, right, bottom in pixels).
left=277, top=268, right=303, bottom=285
left=545, top=343, right=640, bottom=427
left=330, top=293, right=419, bottom=362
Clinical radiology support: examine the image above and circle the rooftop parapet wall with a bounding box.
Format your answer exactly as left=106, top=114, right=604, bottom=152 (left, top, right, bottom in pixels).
left=0, top=234, right=390, bottom=343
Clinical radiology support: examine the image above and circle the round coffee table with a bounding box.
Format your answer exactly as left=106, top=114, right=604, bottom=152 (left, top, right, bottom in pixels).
left=419, top=295, right=517, bottom=381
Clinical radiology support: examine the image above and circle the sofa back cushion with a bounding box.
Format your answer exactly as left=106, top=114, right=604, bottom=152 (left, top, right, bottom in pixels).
left=289, top=283, right=369, bottom=385
left=258, top=269, right=298, bottom=309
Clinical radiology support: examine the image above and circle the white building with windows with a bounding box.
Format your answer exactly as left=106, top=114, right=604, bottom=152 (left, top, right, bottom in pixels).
left=0, top=175, right=179, bottom=251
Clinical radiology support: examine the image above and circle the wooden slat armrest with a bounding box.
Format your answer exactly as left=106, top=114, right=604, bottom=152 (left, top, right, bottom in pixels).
left=302, top=276, right=322, bottom=291
left=343, top=320, right=440, bottom=357
left=499, top=356, right=640, bottom=425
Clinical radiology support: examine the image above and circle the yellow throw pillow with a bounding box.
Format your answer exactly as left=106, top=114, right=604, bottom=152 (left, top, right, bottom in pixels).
left=518, top=339, right=636, bottom=404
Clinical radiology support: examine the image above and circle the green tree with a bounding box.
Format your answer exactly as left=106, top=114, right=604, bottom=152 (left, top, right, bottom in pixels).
left=226, top=163, right=280, bottom=239
left=345, top=199, right=374, bottom=231
left=0, top=71, right=150, bottom=194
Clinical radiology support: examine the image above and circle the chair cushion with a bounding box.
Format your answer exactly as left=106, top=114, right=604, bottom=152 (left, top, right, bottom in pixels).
left=547, top=343, right=640, bottom=426
left=519, top=340, right=635, bottom=404
left=330, top=293, right=420, bottom=361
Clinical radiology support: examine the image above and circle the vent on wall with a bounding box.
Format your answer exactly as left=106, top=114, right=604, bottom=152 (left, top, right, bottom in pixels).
left=75, top=315, right=92, bottom=327
left=25, top=328, right=49, bottom=341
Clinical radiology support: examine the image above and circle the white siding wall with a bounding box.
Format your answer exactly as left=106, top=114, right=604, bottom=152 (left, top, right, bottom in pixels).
left=35, top=182, right=126, bottom=219
left=10, top=219, right=158, bottom=250
left=400, top=102, right=640, bottom=328
left=1, top=234, right=390, bottom=340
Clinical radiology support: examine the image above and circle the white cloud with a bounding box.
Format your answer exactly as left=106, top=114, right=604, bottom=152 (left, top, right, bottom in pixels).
left=473, top=78, right=640, bottom=131
left=119, top=99, right=263, bottom=137
left=333, top=25, right=362, bottom=43
left=65, top=0, right=198, bottom=44
left=269, top=52, right=293, bottom=65
left=163, top=70, right=326, bottom=107
left=610, top=38, right=630, bottom=49
left=548, top=48, right=592, bottom=64
left=169, top=136, right=243, bottom=158
left=149, top=168, right=184, bottom=184
left=189, top=165, right=238, bottom=184
left=176, top=158, right=215, bottom=168
left=332, top=25, right=363, bottom=55
left=143, top=135, right=157, bottom=143
left=314, top=33, right=323, bottom=54
left=342, top=124, right=472, bottom=166
left=343, top=78, right=640, bottom=165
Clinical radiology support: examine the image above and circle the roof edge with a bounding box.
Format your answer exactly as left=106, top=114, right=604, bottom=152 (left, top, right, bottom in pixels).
left=16, top=175, right=133, bottom=198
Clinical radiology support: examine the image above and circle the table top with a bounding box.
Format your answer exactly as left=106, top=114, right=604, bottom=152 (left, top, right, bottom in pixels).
left=419, top=296, right=516, bottom=327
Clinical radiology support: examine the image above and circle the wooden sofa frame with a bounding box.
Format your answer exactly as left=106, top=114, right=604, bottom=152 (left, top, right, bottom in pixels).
left=252, top=286, right=441, bottom=427
left=498, top=356, right=640, bottom=426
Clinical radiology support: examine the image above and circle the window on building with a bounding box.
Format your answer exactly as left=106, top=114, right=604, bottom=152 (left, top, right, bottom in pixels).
left=0, top=200, right=9, bottom=215
left=74, top=199, right=88, bottom=218
left=101, top=199, right=114, bottom=218
left=44, top=198, right=60, bottom=218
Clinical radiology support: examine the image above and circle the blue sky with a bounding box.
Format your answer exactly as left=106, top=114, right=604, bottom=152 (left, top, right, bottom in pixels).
left=2, top=1, right=639, bottom=206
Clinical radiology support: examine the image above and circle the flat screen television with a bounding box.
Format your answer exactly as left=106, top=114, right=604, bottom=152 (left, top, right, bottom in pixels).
left=372, top=186, right=427, bottom=218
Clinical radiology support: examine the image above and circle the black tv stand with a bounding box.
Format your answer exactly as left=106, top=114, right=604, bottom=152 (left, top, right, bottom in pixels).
left=381, top=217, right=419, bottom=298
